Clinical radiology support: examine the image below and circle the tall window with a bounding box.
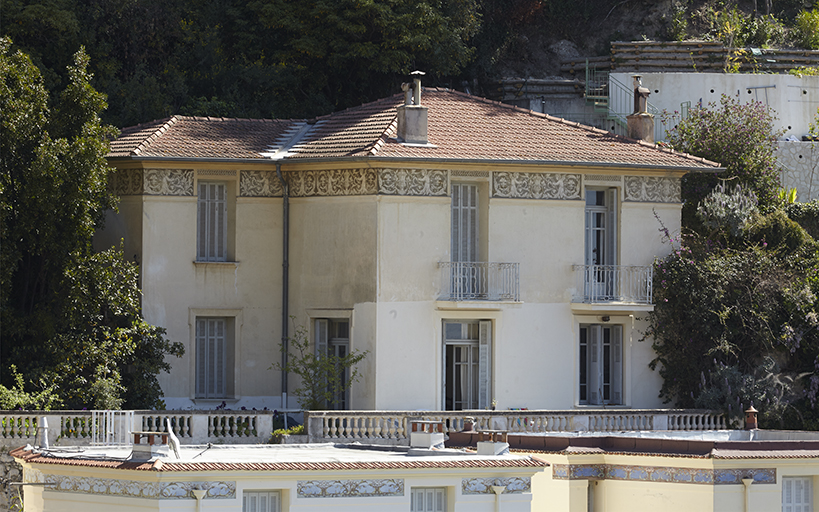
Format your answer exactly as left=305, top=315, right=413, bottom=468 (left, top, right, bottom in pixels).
left=579, top=324, right=622, bottom=405
left=585, top=188, right=618, bottom=299
left=411, top=487, right=446, bottom=512
left=315, top=318, right=350, bottom=410
left=196, top=318, right=228, bottom=398
left=243, top=490, right=280, bottom=512
left=783, top=477, right=812, bottom=512
left=197, top=182, right=227, bottom=262
left=443, top=320, right=491, bottom=410
left=451, top=183, right=479, bottom=262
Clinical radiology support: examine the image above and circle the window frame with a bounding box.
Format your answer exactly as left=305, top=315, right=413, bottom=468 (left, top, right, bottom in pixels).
left=442, top=319, right=492, bottom=411
left=190, top=309, right=241, bottom=401
left=579, top=323, right=623, bottom=406
left=783, top=476, right=813, bottom=512
left=314, top=318, right=352, bottom=410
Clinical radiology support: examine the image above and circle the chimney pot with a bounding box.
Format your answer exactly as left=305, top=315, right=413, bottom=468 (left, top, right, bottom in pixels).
left=745, top=406, right=759, bottom=430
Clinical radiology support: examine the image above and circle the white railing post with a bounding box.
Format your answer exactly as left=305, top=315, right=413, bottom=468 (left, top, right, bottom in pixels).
left=190, top=414, right=209, bottom=444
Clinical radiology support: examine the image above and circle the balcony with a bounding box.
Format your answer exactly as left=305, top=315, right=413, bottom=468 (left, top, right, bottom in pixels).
left=438, top=262, right=520, bottom=302
left=573, top=264, right=653, bottom=305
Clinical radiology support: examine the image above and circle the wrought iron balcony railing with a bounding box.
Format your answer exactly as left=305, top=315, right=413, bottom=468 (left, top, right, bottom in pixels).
left=573, top=264, right=653, bottom=304
left=438, top=262, right=520, bottom=302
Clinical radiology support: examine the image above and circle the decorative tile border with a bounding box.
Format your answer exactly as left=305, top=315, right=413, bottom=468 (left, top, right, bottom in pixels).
left=111, top=169, right=144, bottom=196
left=297, top=478, right=404, bottom=498
left=623, top=176, right=681, bottom=203
left=379, top=169, right=448, bottom=196
left=552, top=464, right=775, bottom=486
left=240, top=170, right=284, bottom=197
left=143, top=169, right=194, bottom=196
left=492, top=172, right=581, bottom=200
left=24, top=469, right=234, bottom=499
left=462, top=477, right=531, bottom=494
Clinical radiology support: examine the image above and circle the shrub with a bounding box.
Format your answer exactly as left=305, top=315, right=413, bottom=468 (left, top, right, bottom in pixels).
left=270, top=424, right=305, bottom=444
left=697, top=184, right=758, bottom=237
left=795, top=8, right=819, bottom=50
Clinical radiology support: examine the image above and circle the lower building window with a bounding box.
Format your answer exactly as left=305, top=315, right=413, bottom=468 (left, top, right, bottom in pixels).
left=243, top=490, right=280, bottom=512
left=579, top=324, right=622, bottom=405
left=783, top=476, right=812, bottom=512
left=411, top=487, right=446, bottom=512
left=315, top=318, right=350, bottom=409
left=195, top=317, right=234, bottom=398
left=443, top=320, right=491, bottom=410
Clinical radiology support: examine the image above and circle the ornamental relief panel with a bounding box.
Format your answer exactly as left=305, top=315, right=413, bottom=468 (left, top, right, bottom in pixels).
left=378, top=169, right=448, bottom=196
left=297, top=478, right=404, bottom=498
left=492, top=172, right=581, bottom=200
left=143, top=169, right=194, bottom=196
left=37, top=474, right=235, bottom=499
left=287, top=169, right=377, bottom=197
left=111, top=169, right=144, bottom=196
left=240, top=170, right=283, bottom=197
left=623, top=176, right=681, bottom=203
left=552, top=464, right=775, bottom=486
left=462, top=477, right=531, bottom=494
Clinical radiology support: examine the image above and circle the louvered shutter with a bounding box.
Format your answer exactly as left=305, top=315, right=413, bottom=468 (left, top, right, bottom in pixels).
left=197, top=183, right=227, bottom=262
left=606, top=188, right=618, bottom=266
left=451, top=184, right=478, bottom=262
left=196, top=319, right=207, bottom=397
left=243, top=491, right=279, bottom=512
left=478, top=320, right=492, bottom=409
left=783, top=477, right=812, bottom=512
left=212, top=319, right=225, bottom=397
left=611, top=326, right=623, bottom=405
left=412, top=488, right=446, bottom=512
left=588, top=325, right=602, bottom=405
left=315, top=319, right=328, bottom=357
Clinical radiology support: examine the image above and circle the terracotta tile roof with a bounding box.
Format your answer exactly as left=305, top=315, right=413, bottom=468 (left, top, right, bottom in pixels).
left=11, top=446, right=547, bottom=472
left=109, top=90, right=720, bottom=171
left=108, top=116, right=300, bottom=160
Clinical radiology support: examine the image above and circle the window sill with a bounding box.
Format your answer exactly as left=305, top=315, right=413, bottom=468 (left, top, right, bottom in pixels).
left=193, top=261, right=240, bottom=268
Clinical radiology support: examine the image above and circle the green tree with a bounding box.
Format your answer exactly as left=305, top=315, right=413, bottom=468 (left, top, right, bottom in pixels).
left=273, top=320, right=368, bottom=411
left=645, top=186, right=819, bottom=427
left=0, top=38, right=183, bottom=410
left=664, top=94, right=783, bottom=222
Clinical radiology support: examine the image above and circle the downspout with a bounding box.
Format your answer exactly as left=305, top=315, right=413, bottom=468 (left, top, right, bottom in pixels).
left=276, top=163, right=289, bottom=410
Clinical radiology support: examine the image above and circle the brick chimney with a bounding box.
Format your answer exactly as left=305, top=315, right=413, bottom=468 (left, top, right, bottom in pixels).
left=626, top=75, right=655, bottom=144
left=397, top=71, right=428, bottom=145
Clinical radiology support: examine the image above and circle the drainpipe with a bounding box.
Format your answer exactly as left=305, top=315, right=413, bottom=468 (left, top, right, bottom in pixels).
left=742, top=477, right=753, bottom=512
left=192, top=489, right=207, bottom=512
left=276, top=163, right=289, bottom=411
left=491, top=484, right=506, bottom=512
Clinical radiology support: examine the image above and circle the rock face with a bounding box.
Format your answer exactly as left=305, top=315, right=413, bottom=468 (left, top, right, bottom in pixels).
left=0, top=450, right=23, bottom=511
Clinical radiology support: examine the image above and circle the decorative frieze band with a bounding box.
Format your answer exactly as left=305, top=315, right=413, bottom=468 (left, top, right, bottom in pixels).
left=240, top=170, right=283, bottom=197
left=378, top=169, right=448, bottom=196
left=297, top=479, right=404, bottom=498
left=144, top=169, right=195, bottom=196
left=111, top=169, right=144, bottom=196
left=197, top=170, right=237, bottom=177
left=24, top=469, right=234, bottom=499
left=493, top=171, right=581, bottom=200
left=552, top=464, right=775, bottom=485
left=462, top=477, right=531, bottom=494
left=287, top=169, right=378, bottom=197
left=624, top=176, right=681, bottom=203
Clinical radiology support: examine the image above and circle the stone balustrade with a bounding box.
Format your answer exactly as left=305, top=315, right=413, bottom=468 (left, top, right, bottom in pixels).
left=0, top=408, right=727, bottom=449
left=306, top=410, right=727, bottom=444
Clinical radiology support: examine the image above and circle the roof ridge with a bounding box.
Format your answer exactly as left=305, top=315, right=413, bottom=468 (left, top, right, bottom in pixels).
left=367, top=116, right=398, bottom=155
left=314, top=93, right=404, bottom=122
left=131, top=116, right=179, bottom=156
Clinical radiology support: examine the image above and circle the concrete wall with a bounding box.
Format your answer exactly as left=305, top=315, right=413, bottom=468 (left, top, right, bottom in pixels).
left=611, top=72, right=819, bottom=140
left=779, top=141, right=819, bottom=202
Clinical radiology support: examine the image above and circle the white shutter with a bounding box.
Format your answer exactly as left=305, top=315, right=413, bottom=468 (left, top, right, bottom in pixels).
left=783, top=477, right=812, bottom=512
left=197, top=183, right=227, bottom=262
left=412, top=488, right=445, bottom=512
left=196, top=318, right=207, bottom=397
left=611, top=326, right=623, bottom=405
left=243, top=491, right=279, bottom=512
left=588, top=325, right=602, bottom=405
left=478, top=320, right=492, bottom=409
left=606, top=188, right=618, bottom=266
left=315, top=319, right=328, bottom=357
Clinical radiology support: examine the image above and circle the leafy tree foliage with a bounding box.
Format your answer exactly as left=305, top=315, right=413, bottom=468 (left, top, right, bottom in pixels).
left=0, top=38, right=183, bottom=410
left=646, top=185, right=819, bottom=428
left=664, top=94, right=783, bottom=221
left=273, top=320, right=368, bottom=411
